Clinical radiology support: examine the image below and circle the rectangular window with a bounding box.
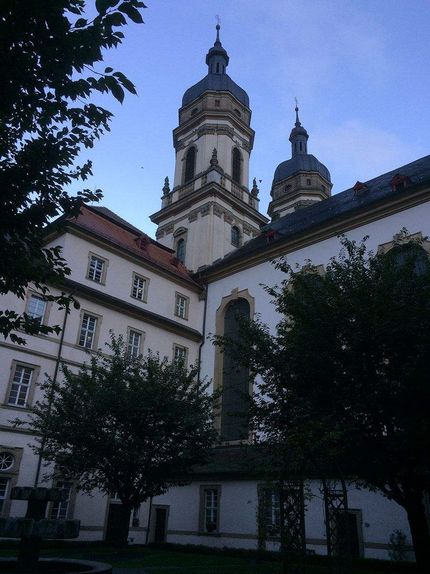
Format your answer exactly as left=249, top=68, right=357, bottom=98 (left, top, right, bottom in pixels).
left=78, top=313, right=98, bottom=349
left=50, top=481, right=73, bottom=520
left=175, top=293, right=189, bottom=319
left=128, top=329, right=142, bottom=359
left=0, top=478, right=10, bottom=515
left=201, top=487, right=220, bottom=534
left=131, top=273, right=148, bottom=302
left=26, top=294, right=47, bottom=324
left=8, top=364, right=34, bottom=407
left=87, top=254, right=106, bottom=283
left=173, top=344, right=187, bottom=363
left=264, top=488, right=280, bottom=534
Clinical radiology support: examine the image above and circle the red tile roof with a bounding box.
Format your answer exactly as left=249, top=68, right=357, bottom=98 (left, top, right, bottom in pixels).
left=66, top=205, right=200, bottom=287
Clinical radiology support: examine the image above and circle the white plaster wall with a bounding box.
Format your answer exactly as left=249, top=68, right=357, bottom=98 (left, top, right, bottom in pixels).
left=61, top=234, right=203, bottom=331
left=200, top=201, right=430, bottom=386
left=174, top=118, right=251, bottom=188
left=151, top=479, right=411, bottom=558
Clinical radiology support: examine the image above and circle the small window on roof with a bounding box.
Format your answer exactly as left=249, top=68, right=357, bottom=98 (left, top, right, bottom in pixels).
left=234, top=108, right=241, bottom=117
left=191, top=107, right=198, bottom=116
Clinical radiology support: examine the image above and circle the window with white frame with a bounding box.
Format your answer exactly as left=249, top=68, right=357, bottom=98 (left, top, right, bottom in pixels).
left=78, top=313, right=98, bottom=349
left=8, top=364, right=34, bottom=407
left=264, top=488, right=280, bottom=534
left=201, top=487, right=220, bottom=533
left=0, top=452, right=14, bottom=472
left=173, top=344, right=187, bottom=363
left=128, top=329, right=142, bottom=359
left=0, top=477, right=10, bottom=515
left=26, top=294, right=47, bottom=324
left=175, top=293, right=189, bottom=319
left=50, top=481, right=73, bottom=520
left=87, top=254, right=106, bottom=283
left=131, top=273, right=148, bottom=302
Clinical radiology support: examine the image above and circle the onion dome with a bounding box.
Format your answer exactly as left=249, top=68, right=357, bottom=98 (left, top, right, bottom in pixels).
left=182, top=24, right=249, bottom=108
left=272, top=106, right=331, bottom=185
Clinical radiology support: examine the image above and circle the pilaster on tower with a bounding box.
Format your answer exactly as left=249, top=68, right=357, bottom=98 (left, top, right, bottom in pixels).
left=151, top=25, right=268, bottom=272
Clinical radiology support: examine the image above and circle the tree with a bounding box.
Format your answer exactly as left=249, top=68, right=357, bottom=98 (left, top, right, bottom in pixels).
left=22, top=336, right=217, bottom=544
left=0, top=0, right=145, bottom=344
left=217, top=233, right=430, bottom=569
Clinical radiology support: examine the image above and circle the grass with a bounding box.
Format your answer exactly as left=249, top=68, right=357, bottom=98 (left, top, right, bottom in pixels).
left=0, top=541, right=418, bottom=574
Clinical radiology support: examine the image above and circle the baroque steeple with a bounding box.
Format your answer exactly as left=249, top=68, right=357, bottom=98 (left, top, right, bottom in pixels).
left=150, top=25, right=268, bottom=272
left=267, top=105, right=332, bottom=220
left=290, top=103, right=309, bottom=156
left=206, top=23, right=229, bottom=74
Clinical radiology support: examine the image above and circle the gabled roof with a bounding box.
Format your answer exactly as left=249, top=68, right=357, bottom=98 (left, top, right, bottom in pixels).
left=58, top=205, right=202, bottom=289
left=201, top=154, right=430, bottom=277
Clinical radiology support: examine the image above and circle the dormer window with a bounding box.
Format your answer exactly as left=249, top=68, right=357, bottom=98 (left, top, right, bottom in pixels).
left=307, top=178, right=311, bottom=186
left=191, top=107, right=198, bottom=116
left=232, top=148, right=241, bottom=184
left=234, top=108, right=241, bottom=117
left=184, top=147, right=196, bottom=183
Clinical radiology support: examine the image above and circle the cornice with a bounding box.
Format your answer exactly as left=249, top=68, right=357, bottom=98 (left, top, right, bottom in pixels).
left=150, top=181, right=268, bottom=227
left=63, top=278, right=203, bottom=342
left=173, top=114, right=255, bottom=150
left=156, top=201, right=261, bottom=240
left=201, top=184, right=430, bottom=282
left=64, top=223, right=202, bottom=292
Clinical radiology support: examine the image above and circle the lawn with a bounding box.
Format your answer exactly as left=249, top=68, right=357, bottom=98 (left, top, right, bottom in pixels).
left=0, top=542, right=418, bottom=574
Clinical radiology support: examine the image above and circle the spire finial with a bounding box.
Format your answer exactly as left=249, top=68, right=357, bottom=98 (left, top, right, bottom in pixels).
left=215, top=15, right=221, bottom=45
left=294, top=97, right=301, bottom=126
left=162, top=176, right=170, bottom=195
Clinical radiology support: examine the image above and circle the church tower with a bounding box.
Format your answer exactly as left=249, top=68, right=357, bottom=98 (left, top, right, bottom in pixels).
left=268, top=105, right=333, bottom=220
left=151, top=25, right=268, bottom=272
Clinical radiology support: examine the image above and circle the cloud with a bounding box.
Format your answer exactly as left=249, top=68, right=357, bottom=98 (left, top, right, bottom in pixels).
left=312, top=120, right=423, bottom=192
left=242, top=0, right=391, bottom=97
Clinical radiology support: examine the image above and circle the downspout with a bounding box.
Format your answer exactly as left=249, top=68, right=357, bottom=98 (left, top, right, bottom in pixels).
left=145, top=496, right=153, bottom=545
left=197, top=284, right=208, bottom=383
left=34, top=300, right=72, bottom=487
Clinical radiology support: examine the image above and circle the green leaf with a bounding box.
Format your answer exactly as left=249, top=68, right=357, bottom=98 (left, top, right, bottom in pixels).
left=75, top=18, right=87, bottom=28
left=105, top=67, right=114, bottom=73
left=105, top=76, right=125, bottom=103
left=118, top=2, right=144, bottom=23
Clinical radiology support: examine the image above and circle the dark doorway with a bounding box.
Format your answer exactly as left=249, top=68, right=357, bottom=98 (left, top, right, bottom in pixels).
left=334, top=511, right=361, bottom=558
left=105, top=503, right=131, bottom=543
left=154, top=507, right=168, bottom=543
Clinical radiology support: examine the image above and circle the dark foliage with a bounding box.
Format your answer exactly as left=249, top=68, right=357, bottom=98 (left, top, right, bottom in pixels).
left=0, top=0, right=145, bottom=343
left=215, top=231, right=430, bottom=567
left=19, top=336, right=217, bottom=542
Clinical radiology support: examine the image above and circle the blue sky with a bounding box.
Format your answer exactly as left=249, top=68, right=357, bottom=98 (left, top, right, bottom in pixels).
left=80, top=0, right=430, bottom=237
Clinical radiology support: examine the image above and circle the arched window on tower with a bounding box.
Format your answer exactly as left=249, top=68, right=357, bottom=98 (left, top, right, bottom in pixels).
left=176, top=238, right=186, bottom=264
left=231, top=226, right=241, bottom=248
left=184, top=147, right=196, bottom=183
left=221, top=298, right=250, bottom=441
left=232, top=148, right=241, bottom=184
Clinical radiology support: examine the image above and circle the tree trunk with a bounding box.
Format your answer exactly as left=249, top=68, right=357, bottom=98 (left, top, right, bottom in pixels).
left=106, top=502, right=132, bottom=545
left=404, top=493, right=430, bottom=571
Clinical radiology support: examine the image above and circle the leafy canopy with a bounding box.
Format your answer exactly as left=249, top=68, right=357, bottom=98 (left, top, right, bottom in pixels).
left=0, top=0, right=145, bottom=343
left=24, top=336, right=217, bottom=509
left=216, top=231, right=430, bottom=565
